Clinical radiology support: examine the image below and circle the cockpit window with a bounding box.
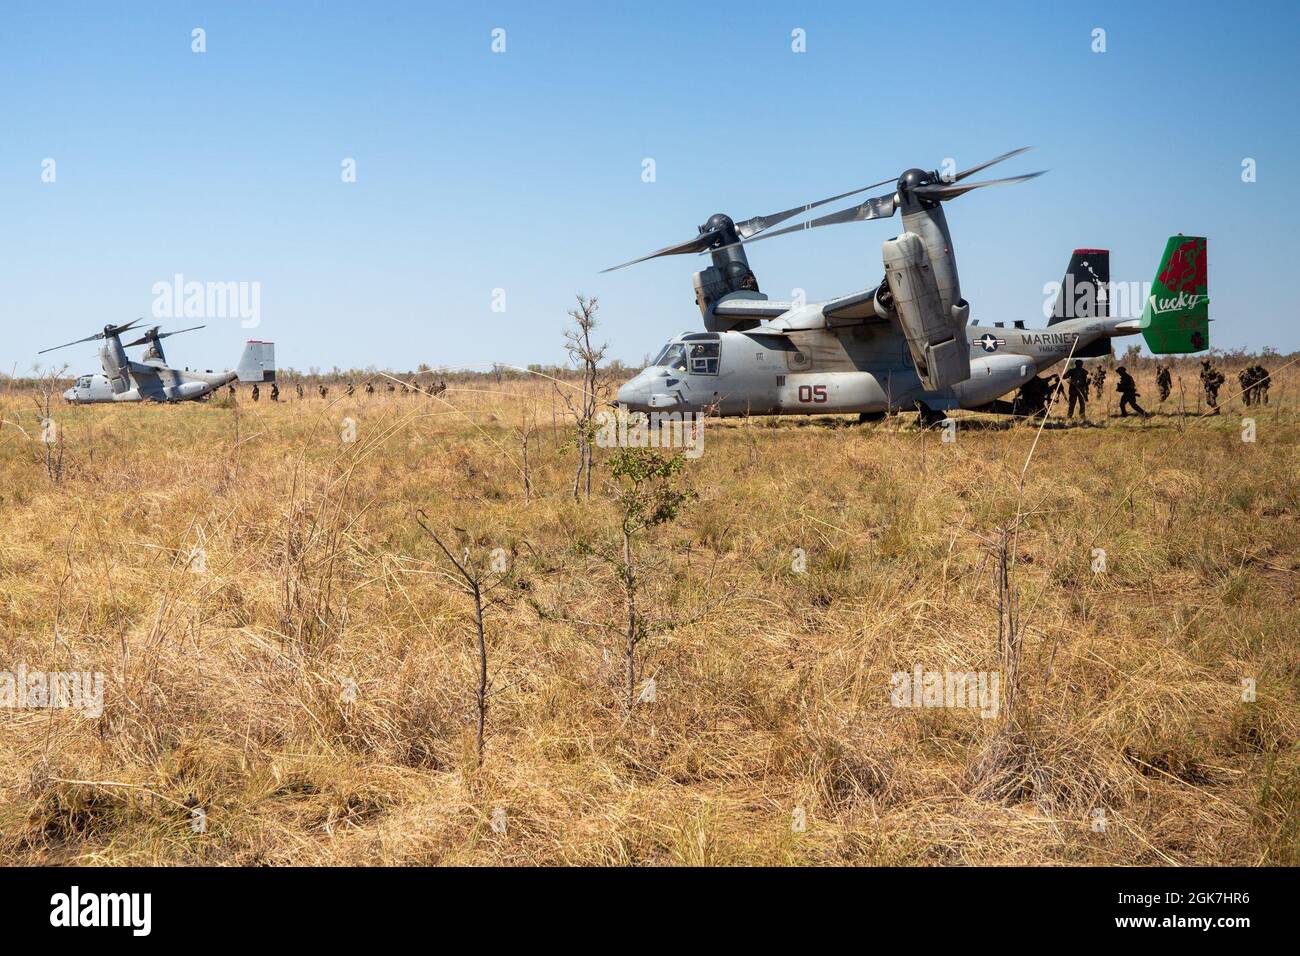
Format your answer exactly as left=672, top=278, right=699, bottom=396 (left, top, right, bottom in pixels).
left=77, top=376, right=91, bottom=388
left=652, top=341, right=718, bottom=375
left=688, top=342, right=719, bottom=375
left=655, top=344, right=688, bottom=373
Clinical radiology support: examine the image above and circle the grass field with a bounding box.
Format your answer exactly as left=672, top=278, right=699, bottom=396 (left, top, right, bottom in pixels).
left=1, top=360, right=1297, bottom=865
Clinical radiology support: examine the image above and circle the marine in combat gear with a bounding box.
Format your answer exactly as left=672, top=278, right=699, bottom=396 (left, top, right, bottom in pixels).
left=1063, top=359, right=1090, bottom=419
left=1200, top=359, right=1224, bottom=414
left=1091, top=365, right=1107, bottom=400
left=1115, top=366, right=1147, bottom=418
left=1239, top=364, right=1270, bottom=406
left=1156, top=365, right=1172, bottom=402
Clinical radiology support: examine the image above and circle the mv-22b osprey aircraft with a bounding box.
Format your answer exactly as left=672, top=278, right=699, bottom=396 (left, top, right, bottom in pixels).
left=40, top=320, right=276, bottom=403
left=605, top=147, right=1209, bottom=422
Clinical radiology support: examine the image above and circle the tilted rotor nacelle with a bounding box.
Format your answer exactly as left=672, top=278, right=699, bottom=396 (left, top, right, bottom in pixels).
left=692, top=213, right=764, bottom=327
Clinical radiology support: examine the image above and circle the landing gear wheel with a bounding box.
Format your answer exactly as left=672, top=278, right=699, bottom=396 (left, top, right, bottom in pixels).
left=914, top=401, right=947, bottom=429
left=858, top=411, right=886, bottom=424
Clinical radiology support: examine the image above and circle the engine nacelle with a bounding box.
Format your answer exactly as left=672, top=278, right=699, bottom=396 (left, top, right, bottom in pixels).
left=882, top=233, right=971, bottom=390
left=693, top=266, right=730, bottom=322
left=952, top=354, right=1037, bottom=406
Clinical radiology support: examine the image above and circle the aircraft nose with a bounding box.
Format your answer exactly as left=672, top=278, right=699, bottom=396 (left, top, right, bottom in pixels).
left=617, top=376, right=649, bottom=410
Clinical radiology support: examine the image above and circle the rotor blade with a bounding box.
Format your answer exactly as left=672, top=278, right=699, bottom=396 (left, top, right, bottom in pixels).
left=600, top=232, right=720, bottom=274
left=952, top=146, right=1035, bottom=183
left=913, top=170, right=1046, bottom=202
left=100, top=318, right=146, bottom=340
left=38, top=332, right=103, bottom=354
left=716, top=191, right=899, bottom=251
left=127, top=323, right=205, bottom=347
left=123, top=325, right=162, bottom=348
left=159, top=324, right=205, bottom=339
left=733, top=178, right=897, bottom=239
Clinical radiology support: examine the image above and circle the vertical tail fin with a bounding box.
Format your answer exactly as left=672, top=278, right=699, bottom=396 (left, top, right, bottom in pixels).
left=237, top=340, right=276, bottom=382
left=1049, top=248, right=1110, bottom=323
left=1140, top=236, right=1209, bottom=353
left=1050, top=248, right=1111, bottom=358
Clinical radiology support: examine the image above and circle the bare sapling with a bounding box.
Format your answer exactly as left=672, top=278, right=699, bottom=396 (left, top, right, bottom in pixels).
left=559, top=295, right=607, bottom=500
left=32, top=366, right=68, bottom=483
left=415, top=511, right=513, bottom=766
left=603, top=449, right=693, bottom=713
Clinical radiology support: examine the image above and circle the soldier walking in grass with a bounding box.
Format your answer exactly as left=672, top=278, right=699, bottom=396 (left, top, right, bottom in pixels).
left=251, top=384, right=260, bottom=402
left=1044, top=373, right=1061, bottom=410
left=319, top=384, right=328, bottom=399
left=1091, top=365, right=1107, bottom=400
left=1200, top=359, right=1224, bottom=414
left=1063, top=359, right=1090, bottom=419
left=270, top=383, right=280, bottom=402
left=1115, top=366, right=1147, bottom=418
left=1014, top=374, right=1058, bottom=417
left=1013, top=377, right=1042, bottom=417
left=1239, top=366, right=1256, bottom=406
left=365, top=381, right=375, bottom=396
left=1240, top=364, right=1270, bottom=406
left=1156, top=365, right=1172, bottom=402
left=1254, top=364, right=1271, bottom=405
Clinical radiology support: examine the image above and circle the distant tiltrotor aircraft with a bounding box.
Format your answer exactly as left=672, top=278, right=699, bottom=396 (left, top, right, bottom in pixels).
left=40, top=320, right=275, bottom=403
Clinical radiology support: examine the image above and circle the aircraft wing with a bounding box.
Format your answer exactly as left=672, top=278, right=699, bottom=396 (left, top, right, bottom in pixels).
left=127, top=360, right=166, bottom=398
left=738, top=326, right=800, bottom=348
left=710, top=295, right=795, bottom=321
left=717, top=286, right=889, bottom=330
left=822, top=287, right=884, bottom=324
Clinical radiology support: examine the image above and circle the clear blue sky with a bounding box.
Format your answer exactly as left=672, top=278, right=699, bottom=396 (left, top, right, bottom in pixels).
left=4, top=0, right=1297, bottom=373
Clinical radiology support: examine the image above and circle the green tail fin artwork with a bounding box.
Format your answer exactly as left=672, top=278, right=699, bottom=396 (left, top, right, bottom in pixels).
left=1140, top=235, right=1210, bottom=353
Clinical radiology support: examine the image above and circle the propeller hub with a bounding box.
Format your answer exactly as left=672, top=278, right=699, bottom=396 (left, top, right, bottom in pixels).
left=897, top=168, right=933, bottom=192
left=897, top=167, right=943, bottom=211
left=701, top=213, right=734, bottom=234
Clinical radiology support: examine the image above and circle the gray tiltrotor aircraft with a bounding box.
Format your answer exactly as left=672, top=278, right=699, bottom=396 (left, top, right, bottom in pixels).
left=605, top=148, right=1209, bottom=420
left=42, top=320, right=276, bottom=403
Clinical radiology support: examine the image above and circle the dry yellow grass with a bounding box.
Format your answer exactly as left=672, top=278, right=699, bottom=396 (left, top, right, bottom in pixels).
left=1, top=360, right=1297, bottom=865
